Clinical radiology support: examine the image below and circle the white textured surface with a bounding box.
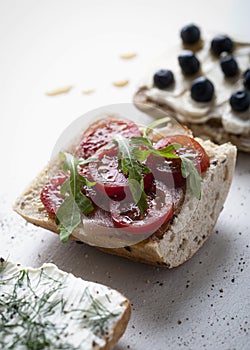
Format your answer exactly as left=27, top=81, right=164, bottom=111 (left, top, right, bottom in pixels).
left=0, top=1, right=250, bottom=349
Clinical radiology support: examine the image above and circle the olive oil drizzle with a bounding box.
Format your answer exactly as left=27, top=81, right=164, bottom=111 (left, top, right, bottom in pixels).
left=0, top=261, right=120, bottom=349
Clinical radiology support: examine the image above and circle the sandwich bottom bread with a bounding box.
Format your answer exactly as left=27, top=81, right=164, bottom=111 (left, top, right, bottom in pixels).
left=0, top=258, right=130, bottom=350
left=14, top=115, right=237, bottom=268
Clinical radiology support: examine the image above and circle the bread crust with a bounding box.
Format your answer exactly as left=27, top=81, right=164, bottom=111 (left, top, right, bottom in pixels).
left=101, top=300, right=130, bottom=350
left=134, top=87, right=250, bottom=153
left=13, top=133, right=237, bottom=268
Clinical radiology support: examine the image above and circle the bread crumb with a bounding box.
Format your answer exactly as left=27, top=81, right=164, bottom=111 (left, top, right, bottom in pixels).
left=46, top=85, right=73, bottom=96
left=82, top=89, right=95, bottom=95
left=112, top=80, right=129, bottom=87
left=120, top=53, right=137, bottom=59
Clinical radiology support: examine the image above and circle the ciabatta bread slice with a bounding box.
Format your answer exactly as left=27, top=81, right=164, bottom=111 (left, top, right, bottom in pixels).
left=0, top=259, right=130, bottom=350
left=14, top=134, right=236, bottom=268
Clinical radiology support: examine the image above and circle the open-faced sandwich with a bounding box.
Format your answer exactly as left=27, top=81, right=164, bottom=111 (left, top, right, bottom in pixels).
left=0, top=258, right=130, bottom=350
left=134, top=23, right=250, bottom=152
left=14, top=114, right=236, bottom=267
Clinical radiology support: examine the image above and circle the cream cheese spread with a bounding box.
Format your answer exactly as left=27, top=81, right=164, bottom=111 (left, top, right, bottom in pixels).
left=143, top=39, right=250, bottom=135
left=0, top=260, right=128, bottom=349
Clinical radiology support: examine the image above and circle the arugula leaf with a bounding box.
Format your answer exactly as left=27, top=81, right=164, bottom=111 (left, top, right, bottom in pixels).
left=79, top=157, right=99, bottom=165
left=131, top=137, right=180, bottom=162
left=154, top=144, right=181, bottom=158
left=56, top=152, right=95, bottom=242
left=180, top=156, right=202, bottom=200
left=130, top=132, right=202, bottom=200
left=144, top=116, right=171, bottom=137
left=114, top=135, right=151, bottom=215
left=132, top=148, right=152, bottom=162
left=60, top=177, right=70, bottom=196
left=130, top=136, right=153, bottom=147
left=56, top=197, right=81, bottom=243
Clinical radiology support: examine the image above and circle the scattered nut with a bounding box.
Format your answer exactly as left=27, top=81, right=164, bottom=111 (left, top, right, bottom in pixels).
left=112, top=80, right=129, bottom=87
left=46, top=85, right=73, bottom=96
left=82, top=89, right=95, bottom=95
left=120, top=53, right=137, bottom=59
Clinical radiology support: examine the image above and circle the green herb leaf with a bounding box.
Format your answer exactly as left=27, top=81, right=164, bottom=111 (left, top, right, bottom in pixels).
left=75, top=191, right=95, bottom=215
left=180, top=156, right=202, bottom=199
left=60, top=177, right=70, bottom=195
left=130, top=136, right=153, bottom=147
left=56, top=197, right=81, bottom=242
left=79, top=157, right=98, bottom=165
left=153, top=143, right=181, bottom=158
left=133, top=148, right=152, bottom=162
left=56, top=152, right=95, bottom=242
left=113, top=135, right=151, bottom=215
left=132, top=138, right=202, bottom=200
left=144, top=116, right=171, bottom=137
left=130, top=123, right=202, bottom=200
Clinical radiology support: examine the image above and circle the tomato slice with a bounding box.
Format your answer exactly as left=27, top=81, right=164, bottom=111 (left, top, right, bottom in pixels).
left=88, top=147, right=154, bottom=201
left=78, top=117, right=141, bottom=159
left=110, top=180, right=174, bottom=234
left=148, top=135, right=210, bottom=187
left=155, top=135, right=210, bottom=173
left=40, top=172, right=68, bottom=216
left=147, top=154, right=184, bottom=187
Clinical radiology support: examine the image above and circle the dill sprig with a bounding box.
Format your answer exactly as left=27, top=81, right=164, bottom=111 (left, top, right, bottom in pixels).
left=0, top=267, right=75, bottom=350
left=65, top=287, right=119, bottom=337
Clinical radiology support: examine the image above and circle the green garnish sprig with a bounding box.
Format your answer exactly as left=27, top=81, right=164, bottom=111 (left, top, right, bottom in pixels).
left=130, top=135, right=202, bottom=200
left=65, top=287, right=119, bottom=336
left=56, top=152, right=96, bottom=243
left=138, top=116, right=202, bottom=199
left=113, top=135, right=152, bottom=215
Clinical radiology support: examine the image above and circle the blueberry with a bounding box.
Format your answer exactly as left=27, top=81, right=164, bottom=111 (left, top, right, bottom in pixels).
left=211, top=35, right=233, bottom=56
left=243, top=69, right=250, bottom=90
left=191, top=76, right=214, bottom=102
left=220, top=55, right=238, bottom=77
left=230, top=90, right=250, bottom=112
left=180, top=24, right=201, bottom=45
left=178, top=50, right=200, bottom=75
left=153, top=69, right=174, bottom=89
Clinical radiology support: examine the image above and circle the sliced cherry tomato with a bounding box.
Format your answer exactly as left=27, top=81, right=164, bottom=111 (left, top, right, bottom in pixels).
left=79, top=117, right=141, bottom=159
left=155, top=135, right=210, bottom=173
left=40, top=172, right=68, bottom=216
left=147, top=154, right=184, bottom=187
left=110, top=180, right=174, bottom=234
left=148, top=135, right=210, bottom=187
left=81, top=182, right=111, bottom=212
left=88, top=147, right=154, bottom=201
